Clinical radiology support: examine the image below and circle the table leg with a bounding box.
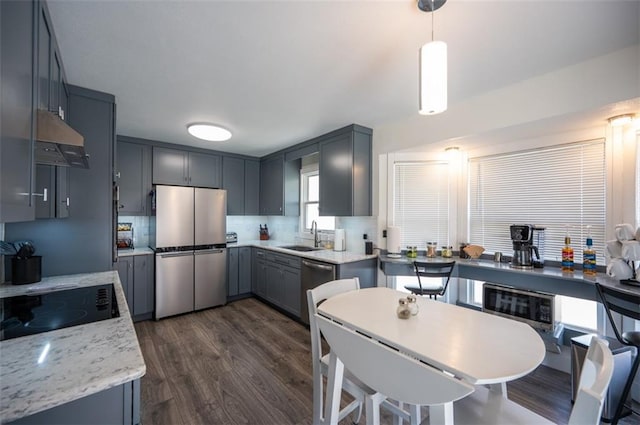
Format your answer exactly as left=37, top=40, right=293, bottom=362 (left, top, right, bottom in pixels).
left=429, top=402, right=454, bottom=425
left=323, top=351, right=344, bottom=425
left=488, top=382, right=508, bottom=397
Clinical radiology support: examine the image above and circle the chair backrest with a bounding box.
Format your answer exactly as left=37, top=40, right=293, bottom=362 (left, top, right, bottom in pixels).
left=307, top=279, right=360, bottom=369
left=413, top=261, right=456, bottom=292
left=567, top=336, right=614, bottom=425
left=315, top=313, right=474, bottom=407
left=595, top=282, right=640, bottom=343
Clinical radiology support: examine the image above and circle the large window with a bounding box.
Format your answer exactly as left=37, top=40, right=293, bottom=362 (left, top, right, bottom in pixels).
left=393, top=161, right=449, bottom=249
left=468, top=140, right=606, bottom=264
left=301, top=168, right=334, bottom=231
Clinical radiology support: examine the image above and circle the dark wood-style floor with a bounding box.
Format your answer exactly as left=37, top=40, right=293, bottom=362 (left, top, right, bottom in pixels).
left=135, top=297, right=639, bottom=425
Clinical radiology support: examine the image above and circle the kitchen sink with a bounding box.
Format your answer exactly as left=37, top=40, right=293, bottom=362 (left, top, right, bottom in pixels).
left=279, top=245, right=321, bottom=252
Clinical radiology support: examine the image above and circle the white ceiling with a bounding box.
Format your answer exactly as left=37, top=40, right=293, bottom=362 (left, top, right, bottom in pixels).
left=47, top=0, right=640, bottom=157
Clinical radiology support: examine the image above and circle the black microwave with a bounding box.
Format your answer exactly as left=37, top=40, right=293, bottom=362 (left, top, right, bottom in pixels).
left=482, top=283, right=557, bottom=331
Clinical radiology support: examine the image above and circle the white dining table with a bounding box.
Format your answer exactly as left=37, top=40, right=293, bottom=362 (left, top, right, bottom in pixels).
left=317, top=287, right=546, bottom=423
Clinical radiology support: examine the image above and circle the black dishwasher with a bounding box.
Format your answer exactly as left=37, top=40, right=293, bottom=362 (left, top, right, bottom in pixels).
left=300, top=259, right=336, bottom=325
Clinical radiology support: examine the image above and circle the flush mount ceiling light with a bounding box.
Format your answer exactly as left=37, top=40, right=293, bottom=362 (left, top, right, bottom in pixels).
left=418, top=0, right=448, bottom=116
left=607, top=114, right=635, bottom=127
left=187, top=123, right=232, bottom=141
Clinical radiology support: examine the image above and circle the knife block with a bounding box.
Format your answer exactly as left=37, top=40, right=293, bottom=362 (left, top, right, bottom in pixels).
left=11, top=256, right=42, bottom=285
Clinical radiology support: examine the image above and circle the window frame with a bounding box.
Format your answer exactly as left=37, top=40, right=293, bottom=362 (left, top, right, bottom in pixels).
left=300, top=164, right=334, bottom=232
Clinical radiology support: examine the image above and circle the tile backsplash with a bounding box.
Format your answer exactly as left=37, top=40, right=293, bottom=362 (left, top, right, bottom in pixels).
left=118, top=214, right=376, bottom=254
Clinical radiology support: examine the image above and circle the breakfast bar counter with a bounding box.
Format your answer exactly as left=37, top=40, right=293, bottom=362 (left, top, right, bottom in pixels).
left=0, top=271, right=146, bottom=424
left=379, top=255, right=640, bottom=302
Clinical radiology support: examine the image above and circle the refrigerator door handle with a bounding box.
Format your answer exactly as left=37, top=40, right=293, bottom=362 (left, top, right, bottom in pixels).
left=195, top=249, right=224, bottom=255
left=158, top=251, right=194, bottom=258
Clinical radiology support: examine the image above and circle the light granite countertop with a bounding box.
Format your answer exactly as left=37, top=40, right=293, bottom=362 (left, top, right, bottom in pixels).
left=227, top=239, right=378, bottom=265
left=0, top=271, right=146, bottom=423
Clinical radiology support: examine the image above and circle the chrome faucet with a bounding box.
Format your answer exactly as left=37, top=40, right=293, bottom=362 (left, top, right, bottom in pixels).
left=311, top=220, right=319, bottom=248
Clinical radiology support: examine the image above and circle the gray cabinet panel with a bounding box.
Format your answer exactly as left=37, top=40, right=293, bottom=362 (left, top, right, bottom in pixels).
left=55, top=166, right=69, bottom=218
left=0, top=0, right=36, bottom=223
left=253, top=249, right=268, bottom=297
left=9, top=380, right=137, bottom=425
left=244, top=160, right=260, bottom=215
left=281, top=265, right=301, bottom=316
left=227, top=247, right=239, bottom=297
left=117, top=141, right=150, bottom=216
left=37, top=5, right=51, bottom=111
left=133, top=254, right=154, bottom=318
left=35, top=165, right=55, bottom=219
left=238, top=247, right=252, bottom=294
left=222, top=157, right=245, bottom=215
left=116, top=257, right=134, bottom=313
left=260, top=156, right=284, bottom=215
left=188, top=151, right=221, bottom=188
left=319, top=134, right=352, bottom=216
left=35, top=165, right=70, bottom=219
left=319, top=126, right=372, bottom=216
left=152, top=147, right=188, bottom=186
left=50, top=50, right=61, bottom=113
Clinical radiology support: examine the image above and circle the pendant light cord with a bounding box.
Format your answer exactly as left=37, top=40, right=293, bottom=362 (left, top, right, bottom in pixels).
left=431, top=0, right=435, bottom=41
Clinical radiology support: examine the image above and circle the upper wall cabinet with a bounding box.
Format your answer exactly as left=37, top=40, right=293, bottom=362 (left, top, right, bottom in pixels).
left=152, top=147, right=221, bottom=188
left=259, top=156, right=299, bottom=216
left=117, top=140, right=151, bottom=216
left=319, top=125, right=372, bottom=216
left=0, top=0, right=36, bottom=222
left=222, top=157, right=260, bottom=216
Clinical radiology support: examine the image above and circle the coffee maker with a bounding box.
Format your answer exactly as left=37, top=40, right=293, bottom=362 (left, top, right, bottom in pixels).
left=510, top=224, right=545, bottom=269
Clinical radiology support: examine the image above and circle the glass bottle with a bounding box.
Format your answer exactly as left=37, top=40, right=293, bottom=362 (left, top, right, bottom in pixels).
left=426, top=242, right=437, bottom=258
left=583, top=225, right=596, bottom=276
left=561, top=226, right=574, bottom=272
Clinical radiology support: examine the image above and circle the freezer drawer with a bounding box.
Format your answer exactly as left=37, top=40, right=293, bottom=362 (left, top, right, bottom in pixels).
left=155, top=251, right=194, bottom=319
left=194, top=248, right=227, bottom=310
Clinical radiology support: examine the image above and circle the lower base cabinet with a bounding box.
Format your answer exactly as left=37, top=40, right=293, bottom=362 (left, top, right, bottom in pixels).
left=252, top=249, right=301, bottom=317
left=227, top=246, right=252, bottom=299
left=8, top=379, right=140, bottom=425
left=115, top=254, right=154, bottom=321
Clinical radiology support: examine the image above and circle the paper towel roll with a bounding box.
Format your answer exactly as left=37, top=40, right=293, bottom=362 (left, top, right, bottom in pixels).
left=334, top=229, right=346, bottom=252
left=387, top=226, right=401, bottom=254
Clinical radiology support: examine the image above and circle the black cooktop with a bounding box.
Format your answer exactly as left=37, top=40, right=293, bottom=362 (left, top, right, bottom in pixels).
left=0, top=284, right=120, bottom=342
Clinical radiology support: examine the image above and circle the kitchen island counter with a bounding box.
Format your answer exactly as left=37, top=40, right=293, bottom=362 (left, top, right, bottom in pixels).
left=229, top=239, right=377, bottom=265
left=0, top=271, right=146, bottom=423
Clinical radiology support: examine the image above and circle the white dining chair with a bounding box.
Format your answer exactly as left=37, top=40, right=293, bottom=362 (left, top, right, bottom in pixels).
left=315, top=313, right=475, bottom=425
left=308, top=279, right=421, bottom=425
left=453, top=336, right=614, bottom=425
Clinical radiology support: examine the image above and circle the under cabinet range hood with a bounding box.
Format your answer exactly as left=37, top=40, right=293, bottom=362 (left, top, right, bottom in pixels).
left=35, top=109, right=89, bottom=168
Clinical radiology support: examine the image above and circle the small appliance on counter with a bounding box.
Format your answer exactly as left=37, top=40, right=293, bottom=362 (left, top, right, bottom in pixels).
left=510, top=224, right=544, bottom=269
left=334, top=229, right=346, bottom=252
left=226, top=232, right=238, bottom=244
left=117, top=222, right=134, bottom=249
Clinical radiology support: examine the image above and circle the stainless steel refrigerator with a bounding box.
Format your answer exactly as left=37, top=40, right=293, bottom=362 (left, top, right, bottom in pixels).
left=150, top=185, right=227, bottom=319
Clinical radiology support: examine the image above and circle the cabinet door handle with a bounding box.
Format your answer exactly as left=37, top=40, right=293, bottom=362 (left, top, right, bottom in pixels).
left=62, top=197, right=70, bottom=207
left=33, top=188, right=48, bottom=202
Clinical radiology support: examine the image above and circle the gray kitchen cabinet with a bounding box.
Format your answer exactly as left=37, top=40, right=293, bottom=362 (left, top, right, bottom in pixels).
left=227, top=246, right=253, bottom=298
left=244, top=159, right=260, bottom=215
left=254, top=250, right=301, bottom=317
left=116, top=257, right=134, bottom=313
left=117, top=140, right=151, bottom=216
left=223, top=157, right=261, bottom=216
left=152, top=147, right=221, bottom=188
left=34, top=164, right=70, bottom=219
left=238, top=247, right=252, bottom=293
left=222, top=157, right=245, bottom=215
left=116, top=254, right=154, bottom=321
left=252, top=249, right=268, bottom=298
left=259, top=155, right=299, bottom=216
left=319, top=125, right=372, bottom=216
left=0, top=0, right=36, bottom=223
left=227, top=247, right=239, bottom=296
left=132, top=254, right=154, bottom=320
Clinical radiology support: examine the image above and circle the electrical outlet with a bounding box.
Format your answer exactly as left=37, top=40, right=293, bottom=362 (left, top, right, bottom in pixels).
left=383, top=230, right=387, bottom=238
left=363, top=234, right=368, bottom=240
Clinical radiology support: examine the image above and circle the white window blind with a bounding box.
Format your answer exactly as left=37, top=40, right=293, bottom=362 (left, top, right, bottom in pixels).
left=393, top=161, right=449, bottom=249
left=468, top=140, right=605, bottom=264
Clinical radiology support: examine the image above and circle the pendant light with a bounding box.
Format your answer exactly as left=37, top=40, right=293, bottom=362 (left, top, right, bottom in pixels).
left=418, top=0, right=447, bottom=115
